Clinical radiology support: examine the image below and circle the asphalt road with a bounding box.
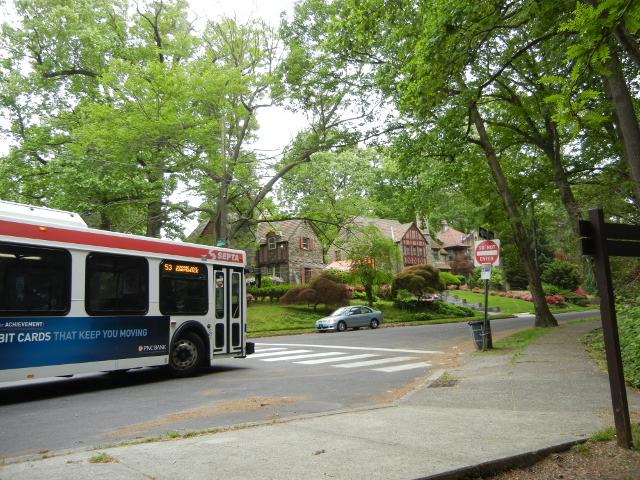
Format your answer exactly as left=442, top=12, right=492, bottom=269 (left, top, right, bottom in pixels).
left=0, top=310, right=598, bottom=459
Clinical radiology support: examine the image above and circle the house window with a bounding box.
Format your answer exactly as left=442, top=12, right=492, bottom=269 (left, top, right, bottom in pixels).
left=267, top=236, right=276, bottom=250
left=301, top=237, right=310, bottom=250
left=304, top=267, right=312, bottom=283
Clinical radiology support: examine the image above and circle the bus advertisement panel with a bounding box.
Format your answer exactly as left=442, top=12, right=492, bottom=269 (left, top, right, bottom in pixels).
left=0, top=316, right=170, bottom=370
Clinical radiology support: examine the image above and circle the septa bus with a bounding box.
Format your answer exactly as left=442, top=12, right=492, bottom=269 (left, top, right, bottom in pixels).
left=0, top=200, right=254, bottom=382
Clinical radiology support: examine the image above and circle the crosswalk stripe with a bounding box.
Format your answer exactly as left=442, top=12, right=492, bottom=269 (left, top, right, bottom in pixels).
left=261, top=352, right=349, bottom=362
left=372, top=361, right=433, bottom=373
left=249, top=349, right=311, bottom=358
left=333, top=356, right=417, bottom=369
left=254, top=347, right=288, bottom=353
left=294, top=353, right=378, bottom=365
left=256, top=342, right=442, bottom=355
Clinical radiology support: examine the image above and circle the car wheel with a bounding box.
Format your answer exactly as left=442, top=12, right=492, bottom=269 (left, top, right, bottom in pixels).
left=369, top=319, right=379, bottom=329
left=169, top=331, right=204, bottom=377
left=337, top=321, right=347, bottom=332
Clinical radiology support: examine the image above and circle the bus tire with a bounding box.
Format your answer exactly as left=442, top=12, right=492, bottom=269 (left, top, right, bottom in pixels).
left=169, top=331, right=204, bottom=377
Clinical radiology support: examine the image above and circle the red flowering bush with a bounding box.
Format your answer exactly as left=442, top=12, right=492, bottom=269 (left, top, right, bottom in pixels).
left=545, top=294, right=565, bottom=305
left=573, top=288, right=589, bottom=298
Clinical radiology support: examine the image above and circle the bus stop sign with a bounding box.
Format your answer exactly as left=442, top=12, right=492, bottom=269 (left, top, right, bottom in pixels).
left=474, top=239, right=500, bottom=267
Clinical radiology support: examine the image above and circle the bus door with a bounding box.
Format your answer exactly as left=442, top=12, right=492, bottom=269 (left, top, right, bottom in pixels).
left=212, top=268, right=244, bottom=354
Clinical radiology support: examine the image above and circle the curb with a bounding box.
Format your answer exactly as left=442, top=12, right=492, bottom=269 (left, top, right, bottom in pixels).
left=415, top=439, right=587, bottom=480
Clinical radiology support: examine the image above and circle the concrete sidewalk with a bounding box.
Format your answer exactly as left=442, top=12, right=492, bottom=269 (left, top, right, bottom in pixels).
left=2, top=320, right=639, bottom=480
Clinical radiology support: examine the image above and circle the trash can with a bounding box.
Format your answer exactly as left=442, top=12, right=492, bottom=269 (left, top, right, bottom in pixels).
left=468, top=320, right=493, bottom=350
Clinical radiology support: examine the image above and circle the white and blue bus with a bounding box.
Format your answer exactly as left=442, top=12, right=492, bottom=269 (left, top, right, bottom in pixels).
left=0, top=201, right=253, bottom=382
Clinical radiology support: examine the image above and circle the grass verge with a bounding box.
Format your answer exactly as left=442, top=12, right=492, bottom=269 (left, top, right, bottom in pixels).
left=446, top=290, right=592, bottom=315
left=481, top=327, right=553, bottom=363
left=88, top=452, right=117, bottom=464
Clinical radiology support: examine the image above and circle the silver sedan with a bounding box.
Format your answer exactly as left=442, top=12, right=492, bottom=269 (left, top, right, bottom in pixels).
left=315, top=306, right=383, bottom=332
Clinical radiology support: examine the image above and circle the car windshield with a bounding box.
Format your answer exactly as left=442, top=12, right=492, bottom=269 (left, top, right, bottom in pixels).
left=330, top=307, right=351, bottom=316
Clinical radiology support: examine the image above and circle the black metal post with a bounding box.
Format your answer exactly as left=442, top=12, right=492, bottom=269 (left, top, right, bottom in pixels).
left=590, top=208, right=632, bottom=449
left=482, top=278, right=489, bottom=351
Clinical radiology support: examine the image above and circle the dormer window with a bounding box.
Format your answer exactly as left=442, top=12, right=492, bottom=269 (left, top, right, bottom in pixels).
left=267, top=236, right=277, bottom=250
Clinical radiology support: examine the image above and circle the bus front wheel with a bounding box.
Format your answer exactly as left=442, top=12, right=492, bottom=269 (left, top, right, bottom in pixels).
left=169, top=332, right=204, bottom=377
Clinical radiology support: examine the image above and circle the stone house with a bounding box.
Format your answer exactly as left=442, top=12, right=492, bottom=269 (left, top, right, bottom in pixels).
left=328, top=217, right=451, bottom=271
left=254, top=220, right=325, bottom=284
left=187, top=218, right=324, bottom=284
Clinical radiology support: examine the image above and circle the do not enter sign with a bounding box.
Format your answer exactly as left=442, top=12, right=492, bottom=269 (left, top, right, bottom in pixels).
left=474, top=239, right=500, bottom=267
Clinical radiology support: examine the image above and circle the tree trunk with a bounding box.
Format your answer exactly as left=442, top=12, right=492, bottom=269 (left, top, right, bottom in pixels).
left=470, top=103, right=557, bottom=327
left=146, top=200, right=163, bottom=238
left=602, top=46, right=640, bottom=205
left=215, top=177, right=229, bottom=245
left=543, top=117, right=583, bottom=236
left=365, top=283, right=374, bottom=307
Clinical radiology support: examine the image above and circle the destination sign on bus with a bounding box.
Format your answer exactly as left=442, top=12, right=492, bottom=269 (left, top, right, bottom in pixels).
left=162, top=261, right=202, bottom=275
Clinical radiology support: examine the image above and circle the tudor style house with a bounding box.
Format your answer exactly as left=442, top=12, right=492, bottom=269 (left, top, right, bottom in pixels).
left=328, top=217, right=451, bottom=271
left=254, top=220, right=325, bottom=284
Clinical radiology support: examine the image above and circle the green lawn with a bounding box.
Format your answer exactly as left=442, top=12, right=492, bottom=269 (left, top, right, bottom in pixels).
left=246, top=303, right=330, bottom=336
left=247, top=299, right=481, bottom=337
left=446, top=290, right=592, bottom=315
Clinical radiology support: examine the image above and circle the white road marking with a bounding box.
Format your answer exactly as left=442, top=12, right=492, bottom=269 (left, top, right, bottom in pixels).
left=255, top=343, right=442, bottom=355
left=333, top=356, right=417, bottom=369
left=249, top=349, right=311, bottom=358
left=261, top=352, right=349, bottom=362
left=254, top=347, right=288, bottom=353
left=294, top=354, right=379, bottom=365
left=373, top=361, right=433, bottom=373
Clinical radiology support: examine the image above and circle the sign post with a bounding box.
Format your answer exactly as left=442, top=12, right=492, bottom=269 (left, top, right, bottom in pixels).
left=474, top=240, right=500, bottom=351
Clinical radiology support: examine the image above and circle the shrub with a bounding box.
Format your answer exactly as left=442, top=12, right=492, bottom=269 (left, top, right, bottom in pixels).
left=392, top=264, right=442, bottom=298
left=429, top=301, right=475, bottom=317
left=279, top=271, right=350, bottom=308
left=541, top=260, right=581, bottom=291
left=393, top=289, right=420, bottom=311
left=440, top=271, right=461, bottom=289
left=563, top=292, right=590, bottom=306
left=247, top=285, right=293, bottom=302
left=542, top=283, right=562, bottom=295
left=414, top=312, right=433, bottom=321
left=468, top=266, right=505, bottom=290
left=545, top=294, right=565, bottom=305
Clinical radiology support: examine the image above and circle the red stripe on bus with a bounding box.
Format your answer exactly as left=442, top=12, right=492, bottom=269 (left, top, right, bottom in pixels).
left=0, top=220, right=244, bottom=263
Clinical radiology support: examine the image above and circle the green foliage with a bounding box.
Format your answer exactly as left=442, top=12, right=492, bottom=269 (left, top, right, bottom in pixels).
left=439, top=271, right=461, bottom=288
left=468, top=267, right=505, bottom=291
left=541, top=260, right=582, bottom=291
left=429, top=301, right=475, bottom=318
left=582, top=301, right=640, bottom=388
left=247, top=285, right=293, bottom=302
left=392, top=264, right=442, bottom=298
left=345, top=224, right=402, bottom=306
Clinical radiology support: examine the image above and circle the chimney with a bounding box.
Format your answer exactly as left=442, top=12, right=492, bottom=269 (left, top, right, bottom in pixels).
left=441, top=220, right=449, bottom=232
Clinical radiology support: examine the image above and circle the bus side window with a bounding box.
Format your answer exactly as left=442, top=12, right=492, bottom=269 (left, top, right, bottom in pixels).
left=159, top=260, right=208, bottom=315
left=214, top=271, right=225, bottom=319
left=0, top=242, right=70, bottom=316
left=86, top=253, right=148, bottom=316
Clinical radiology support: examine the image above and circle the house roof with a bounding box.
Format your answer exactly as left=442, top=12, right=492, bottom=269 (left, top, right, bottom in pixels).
left=256, top=219, right=315, bottom=244
left=345, top=217, right=425, bottom=244
left=436, top=223, right=471, bottom=249
left=325, top=260, right=353, bottom=272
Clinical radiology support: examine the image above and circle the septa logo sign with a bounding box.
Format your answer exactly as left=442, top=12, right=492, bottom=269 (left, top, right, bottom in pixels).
left=206, top=248, right=244, bottom=264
